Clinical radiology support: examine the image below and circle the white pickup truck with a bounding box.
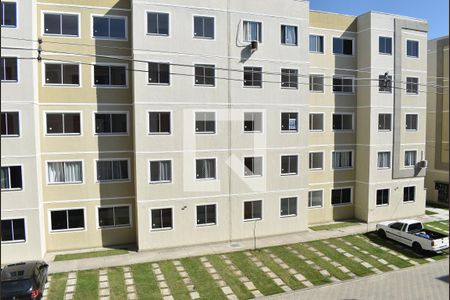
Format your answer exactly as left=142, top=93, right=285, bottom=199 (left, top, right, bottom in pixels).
left=376, top=219, right=449, bottom=253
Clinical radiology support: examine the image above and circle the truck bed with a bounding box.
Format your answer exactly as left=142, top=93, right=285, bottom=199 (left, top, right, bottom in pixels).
left=411, top=229, right=447, bottom=240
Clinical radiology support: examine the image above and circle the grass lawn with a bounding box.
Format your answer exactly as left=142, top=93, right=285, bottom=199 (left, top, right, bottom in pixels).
left=132, top=263, right=162, bottom=300
left=159, top=261, right=191, bottom=300
left=426, top=210, right=438, bottom=215
left=309, top=220, right=360, bottom=231
left=47, top=273, right=67, bottom=300
left=74, top=270, right=98, bottom=300
left=108, top=267, right=127, bottom=300
left=54, top=249, right=129, bottom=261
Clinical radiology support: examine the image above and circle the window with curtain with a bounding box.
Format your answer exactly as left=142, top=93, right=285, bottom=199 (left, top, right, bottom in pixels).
left=243, top=21, right=262, bottom=42
left=308, top=190, right=323, bottom=208
left=281, top=25, right=297, bottom=45
left=332, top=151, right=352, bottom=169
left=47, top=161, right=82, bottom=183
left=404, top=151, right=417, bottom=167
left=150, top=160, right=172, bottom=183
left=196, top=159, right=216, bottom=179
left=97, top=160, right=129, bottom=182
left=377, top=152, right=391, bottom=169
left=309, top=35, right=324, bottom=53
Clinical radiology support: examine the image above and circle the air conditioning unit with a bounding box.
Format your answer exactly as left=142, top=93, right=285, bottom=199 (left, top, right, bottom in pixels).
left=250, top=41, right=258, bottom=53
left=418, top=160, right=428, bottom=168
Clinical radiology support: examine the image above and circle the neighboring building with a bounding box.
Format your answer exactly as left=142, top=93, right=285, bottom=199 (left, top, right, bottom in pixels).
left=1, top=0, right=430, bottom=262
left=426, top=36, right=449, bottom=205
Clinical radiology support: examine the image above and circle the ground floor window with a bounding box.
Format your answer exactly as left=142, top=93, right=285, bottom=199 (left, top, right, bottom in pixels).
left=331, top=188, right=352, bottom=206
left=98, top=206, right=130, bottom=228
left=151, top=208, right=173, bottom=230
left=196, top=204, right=216, bottom=226
left=244, top=200, right=262, bottom=221
left=280, top=197, right=297, bottom=217
left=50, top=209, right=85, bottom=231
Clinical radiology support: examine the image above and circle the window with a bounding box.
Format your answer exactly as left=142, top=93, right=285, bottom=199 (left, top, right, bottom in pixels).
left=196, top=204, right=216, bottom=225
left=378, top=114, right=392, bottom=131
left=193, top=16, right=214, bottom=39
left=95, top=113, right=127, bottom=134
left=403, top=186, right=415, bottom=202
left=44, top=63, right=79, bottom=85
left=1, top=2, right=16, bottom=27
left=243, top=200, right=262, bottom=220
left=244, top=157, right=262, bottom=177
left=405, top=114, right=418, bottom=131
left=332, top=151, right=352, bottom=169
left=309, top=152, right=323, bottom=170
left=148, top=62, right=170, bottom=85
left=149, top=160, right=172, bottom=183
left=406, top=77, right=419, bottom=94
left=50, top=209, right=85, bottom=231
left=376, top=189, right=389, bottom=206
left=196, top=159, right=216, bottom=180
left=309, top=35, right=324, bottom=53
left=281, top=69, right=298, bottom=89
left=377, top=152, right=391, bottom=169
left=243, top=67, right=262, bottom=87
left=1, top=219, right=25, bottom=243
left=94, top=65, right=126, bottom=86
left=309, top=74, right=324, bottom=92
left=47, top=161, right=82, bottom=184
left=331, top=188, right=352, bottom=206
left=1, top=112, right=19, bottom=136
left=333, top=114, right=353, bottom=131
left=194, top=64, right=215, bottom=86
left=147, top=12, right=169, bottom=35
left=333, top=37, right=353, bottom=55
left=151, top=208, right=172, bottom=230
left=308, top=190, right=323, bottom=208
left=406, top=40, right=419, bottom=58
left=98, top=206, right=130, bottom=228
left=333, top=76, right=354, bottom=93
left=379, top=36, right=392, bottom=54
left=309, top=113, right=324, bottom=131
left=93, top=16, right=126, bottom=39
left=281, top=112, right=298, bottom=132
left=46, top=113, right=81, bottom=135
left=43, top=13, right=78, bottom=36
left=404, top=151, right=417, bottom=167
left=243, top=112, right=262, bottom=132
left=96, top=160, right=129, bottom=182
left=389, top=222, right=403, bottom=230
left=281, top=25, right=297, bottom=45
left=1, top=166, right=22, bottom=190
left=195, top=112, right=215, bottom=133
left=281, top=155, right=298, bottom=175
left=378, top=74, right=392, bottom=92
left=280, top=197, right=297, bottom=216
left=149, top=111, right=171, bottom=134
left=243, top=21, right=262, bottom=42
left=1, top=57, right=17, bottom=81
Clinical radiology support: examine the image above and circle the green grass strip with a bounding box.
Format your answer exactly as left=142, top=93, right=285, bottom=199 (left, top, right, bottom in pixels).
left=228, top=252, right=282, bottom=296
left=253, top=249, right=304, bottom=290
left=159, top=261, right=191, bottom=300
left=208, top=255, right=254, bottom=300
left=181, top=257, right=227, bottom=300
left=425, top=210, right=438, bottom=215
left=426, top=221, right=449, bottom=231
left=270, top=246, right=330, bottom=285
left=291, top=243, right=351, bottom=280
left=131, top=263, right=162, bottom=300
left=309, top=220, right=360, bottom=231
left=74, top=270, right=98, bottom=300
left=343, top=235, right=412, bottom=268
left=47, top=273, right=67, bottom=300
left=108, top=267, right=127, bottom=300
left=309, top=241, right=372, bottom=277
left=54, top=249, right=128, bottom=261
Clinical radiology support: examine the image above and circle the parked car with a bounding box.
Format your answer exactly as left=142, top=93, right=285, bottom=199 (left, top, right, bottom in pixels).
left=1, top=261, right=48, bottom=300
left=376, top=219, right=449, bottom=253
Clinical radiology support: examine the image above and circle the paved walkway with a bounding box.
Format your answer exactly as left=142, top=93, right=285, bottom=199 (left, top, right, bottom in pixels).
left=264, top=258, right=449, bottom=300
left=46, top=209, right=448, bottom=274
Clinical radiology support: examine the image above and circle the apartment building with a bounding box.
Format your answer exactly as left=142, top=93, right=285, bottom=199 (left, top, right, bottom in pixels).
left=1, top=0, right=429, bottom=262
left=426, top=36, right=449, bottom=204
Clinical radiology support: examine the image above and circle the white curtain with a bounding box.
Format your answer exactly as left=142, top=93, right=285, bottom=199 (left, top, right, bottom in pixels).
left=112, top=161, right=121, bottom=180
left=65, top=162, right=82, bottom=182
left=405, top=152, right=416, bottom=166
left=285, top=26, right=296, bottom=45
left=1, top=167, right=9, bottom=189
left=377, top=152, right=390, bottom=168
left=333, top=152, right=351, bottom=168
left=199, top=159, right=214, bottom=179
left=159, top=161, right=171, bottom=181
left=245, top=22, right=258, bottom=41
left=48, top=162, right=64, bottom=183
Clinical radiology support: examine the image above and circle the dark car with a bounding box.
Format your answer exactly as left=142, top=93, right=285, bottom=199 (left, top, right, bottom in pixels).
left=1, top=261, right=48, bottom=300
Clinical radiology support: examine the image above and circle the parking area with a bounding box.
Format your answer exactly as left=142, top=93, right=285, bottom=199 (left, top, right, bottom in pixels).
left=42, top=220, right=449, bottom=300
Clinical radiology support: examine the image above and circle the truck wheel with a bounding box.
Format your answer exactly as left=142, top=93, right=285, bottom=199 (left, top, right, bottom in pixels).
left=377, top=229, right=386, bottom=239
left=412, top=242, right=423, bottom=254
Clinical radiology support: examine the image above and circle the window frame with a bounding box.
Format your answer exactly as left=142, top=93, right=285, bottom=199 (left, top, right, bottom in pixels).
left=41, top=11, right=80, bottom=37
left=332, top=37, right=354, bottom=56
left=378, top=74, right=393, bottom=93
left=1, top=1, right=17, bottom=28
left=243, top=156, right=263, bottom=177
left=405, top=77, right=419, bottom=95
left=332, top=113, right=354, bottom=131
left=43, top=62, right=80, bottom=86
left=332, top=75, right=355, bottom=94
left=48, top=208, right=86, bottom=233
left=243, top=111, right=263, bottom=133
left=148, top=159, right=173, bottom=184
left=403, top=186, right=416, bottom=203
left=93, top=111, right=128, bottom=136
left=404, top=150, right=417, bottom=168
left=378, top=36, right=393, bottom=55
left=194, top=64, right=216, bottom=87
left=377, top=151, right=391, bottom=169
left=243, top=200, right=262, bottom=221
left=280, top=196, right=297, bottom=217
left=308, top=190, right=324, bottom=209
left=331, top=187, right=353, bottom=207
left=280, top=68, right=298, bottom=89
left=331, top=150, right=353, bottom=170
left=0, top=165, right=23, bottom=191
left=309, top=34, right=324, bottom=54
left=91, top=14, right=128, bottom=40
left=148, top=110, right=172, bottom=135
left=406, top=39, right=419, bottom=58
left=195, top=158, right=217, bottom=181
left=280, top=112, right=299, bottom=132
left=46, top=160, right=84, bottom=185
left=243, top=66, right=263, bottom=88
left=280, top=24, right=298, bottom=46
left=95, top=158, right=130, bottom=183
left=309, top=151, right=324, bottom=170
left=148, top=62, right=171, bottom=85
left=1, top=56, right=18, bottom=82
left=1, top=218, right=26, bottom=244
left=376, top=188, right=390, bottom=207
left=378, top=113, right=392, bottom=131
left=192, top=15, right=215, bottom=40
left=92, top=63, right=128, bottom=88
left=146, top=11, right=170, bottom=36
left=44, top=111, right=82, bottom=136
left=243, top=20, right=262, bottom=43
left=309, top=74, right=325, bottom=93
left=150, top=207, right=173, bottom=231
left=195, top=203, right=217, bottom=227
left=195, top=111, right=216, bottom=134
left=405, top=113, right=419, bottom=131
left=1, top=111, right=20, bottom=137
left=96, top=204, right=132, bottom=229
left=309, top=113, right=324, bottom=132
left=280, top=154, right=298, bottom=176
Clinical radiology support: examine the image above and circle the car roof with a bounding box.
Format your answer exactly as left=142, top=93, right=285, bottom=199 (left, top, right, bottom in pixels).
left=1, top=261, right=41, bottom=281
left=397, top=219, right=421, bottom=224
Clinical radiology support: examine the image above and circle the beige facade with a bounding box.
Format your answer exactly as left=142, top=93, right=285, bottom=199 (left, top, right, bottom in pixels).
left=425, top=36, right=449, bottom=204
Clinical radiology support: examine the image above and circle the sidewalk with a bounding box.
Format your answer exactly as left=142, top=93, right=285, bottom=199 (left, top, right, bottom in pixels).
left=46, top=209, right=448, bottom=274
